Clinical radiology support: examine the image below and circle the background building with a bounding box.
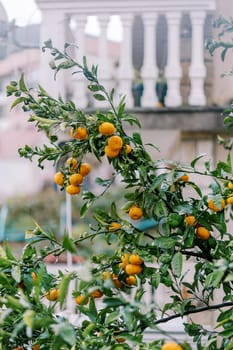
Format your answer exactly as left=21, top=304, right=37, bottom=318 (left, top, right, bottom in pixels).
left=0, top=0, right=231, bottom=200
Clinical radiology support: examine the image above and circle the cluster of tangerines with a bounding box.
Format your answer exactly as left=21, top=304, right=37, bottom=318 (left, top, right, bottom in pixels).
left=183, top=181, right=233, bottom=240
left=70, top=121, right=132, bottom=159
left=75, top=253, right=144, bottom=306
left=54, top=158, right=91, bottom=195
left=53, top=121, right=133, bottom=195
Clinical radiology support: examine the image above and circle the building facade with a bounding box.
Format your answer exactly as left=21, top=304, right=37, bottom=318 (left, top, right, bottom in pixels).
left=0, top=0, right=232, bottom=201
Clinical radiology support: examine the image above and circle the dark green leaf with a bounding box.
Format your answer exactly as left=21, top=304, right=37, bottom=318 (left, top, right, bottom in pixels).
left=93, top=93, right=106, bottom=101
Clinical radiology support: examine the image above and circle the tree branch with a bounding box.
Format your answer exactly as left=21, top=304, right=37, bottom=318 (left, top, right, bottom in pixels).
left=154, top=302, right=233, bottom=325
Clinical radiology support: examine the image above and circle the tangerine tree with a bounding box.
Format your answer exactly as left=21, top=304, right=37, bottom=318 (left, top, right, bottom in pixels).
left=1, top=35, right=233, bottom=350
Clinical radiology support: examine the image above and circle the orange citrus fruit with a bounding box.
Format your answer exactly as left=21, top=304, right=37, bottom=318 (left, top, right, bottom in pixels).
left=45, top=288, right=59, bottom=301
left=161, top=341, right=183, bottom=350
left=121, top=253, right=130, bottom=265
left=32, top=345, right=40, bottom=350
left=109, top=222, right=122, bottom=231
left=184, top=215, right=197, bottom=226
left=177, top=174, right=189, bottom=182
left=104, top=145, right=120, bottom=158
left=196, top=226, right=210, bottom=240
left=66, top=184, right=81, bottom=195
left=54, top=172, right=64, bottom=186
left=79, top=163, right=91, bottom=176
left=107, top=135, right=123, bottom=151
left=75, top=295, right=89, bottom=305
left=129, top=254, right=143, bottom=265
left=227, top=196, right=233, bottom=205
left=90, top=289, right=103, bottom=298
left=208, top=198, right=225, bottom=212
left=70, top=126, right=88, bottom=140
left=128, top=205, right=143, bottom=220
left=66, top=157, right=77, bottom=170
left=227, top=182, right=233, bottom=190
left=69, top=173, right=83, bottom=186
left=125, top=264, right=142, bottom=275
left=99, top=122, right=116, bottom=135
left=31, top=272, right=37, bottom=283
left=125, top=275, right=137, bottom=286
left=115, top=336, right=126, bottom=343
left=125, top=144, right=132, bottom=154
left=111, top=274, right=123, bottom=288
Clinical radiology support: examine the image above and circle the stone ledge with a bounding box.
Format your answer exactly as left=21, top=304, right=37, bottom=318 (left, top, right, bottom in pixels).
left=126, top=106, right=227, bottom=132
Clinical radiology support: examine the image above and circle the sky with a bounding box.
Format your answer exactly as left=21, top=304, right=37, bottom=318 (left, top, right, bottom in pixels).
left=0, top=0, right=122, bottom=41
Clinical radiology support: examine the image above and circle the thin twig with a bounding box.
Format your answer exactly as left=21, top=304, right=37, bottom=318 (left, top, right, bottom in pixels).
left=154, top=302, right=233, bottom=325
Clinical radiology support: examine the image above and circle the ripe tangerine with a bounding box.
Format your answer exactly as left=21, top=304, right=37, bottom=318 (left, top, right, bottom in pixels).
left=54, top=172, right=64, bottom=186
left=107, top=135, right=123, bottom=151
left=79, top=163, right=92, bottom=176
left=128, top=205, right=143, bottom=220
left=66, top=184, right=81, bottom=195
left=69, top=173, right=83, bottom=186
left=98, top=122, right=116, bottom=135
left=208, top=198, right=225, bottom=212
left=70, top=126, right=88, bottom=140
left=125, top=264, right=142, bottom=275
left=196, top=226, right=210, bottom=240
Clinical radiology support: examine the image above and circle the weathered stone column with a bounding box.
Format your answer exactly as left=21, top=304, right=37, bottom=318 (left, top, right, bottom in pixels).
left=72, top=14, right=88, bottom=108
left=118, top=13, right=134, bottom=107
left=141, top=13, right=158, bottom=107
left=165, top=12, right=182, bottom=107
left=39, top=9, right=66, bottom=98
left=189, top=11, right=207, bottom=106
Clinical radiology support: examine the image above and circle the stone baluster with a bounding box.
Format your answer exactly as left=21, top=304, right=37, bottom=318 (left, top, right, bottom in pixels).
left=141, top=13, right=158, bottom=107
left=189, top=11, right=207, bottom=106
left=165, top=12, right=182, bottom=107
left=117, top=13, right=134, bottom=107
left=72, top=14, right=88, bottom=108
left=39, top=9, right=66, bottom=98
left=97, top=14, right=110, bottom=107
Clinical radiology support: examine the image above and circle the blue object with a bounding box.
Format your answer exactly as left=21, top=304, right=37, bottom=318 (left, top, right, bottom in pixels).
left=133, top=218, right=157, bottom=231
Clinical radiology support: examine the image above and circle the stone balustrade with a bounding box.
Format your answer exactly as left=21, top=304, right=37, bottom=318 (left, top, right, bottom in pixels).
left=35, top=0, right=217, bottom=108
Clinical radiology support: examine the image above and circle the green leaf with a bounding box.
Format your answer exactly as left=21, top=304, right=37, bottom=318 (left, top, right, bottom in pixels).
left=205, top=270, right=225, bottom=289
left=221, top=47, right=228, bottom=61
left=93, top=93, right=106, bottom=101
left=52, top=322, right=76, bottom=346
left=4, top=243, right=16, bottom=261
left=171, top=252, right=183, bottom=277
left=11, top=265, right=21, bottom=283
left=167, top=213, right=182, bottom=227
left=88, top=84, right=100, bottom=92
left=58, top=273, right=73, bottom=308
left=190, top=154, right=206, bottom=168
left=23, top=309, right=35, bottom=328
left=19, top=73, right=27, bottom=92
left=156, top=237, right=176, bottom=249
left=89, top=297, right=98, bottom=320
left=105, top=310, right=120, bottom=325
left=103, top=297, right=127, bottom=307
left=6, top=295, right=24, bottom=310
left=11, top=97, right=25, bottom=110
left=132, top=132, right=143, bottom=145
left=62, top=234, right=77, bottom=254
left=150, top=272, right=160, bottom=289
